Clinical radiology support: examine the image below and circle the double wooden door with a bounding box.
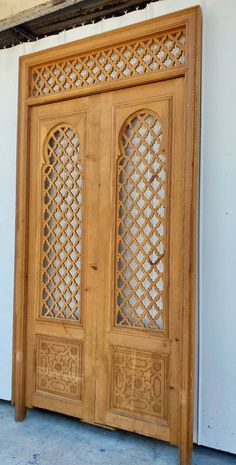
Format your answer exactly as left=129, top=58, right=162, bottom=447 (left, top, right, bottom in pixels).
left=25, top=78, right=184, bottom=444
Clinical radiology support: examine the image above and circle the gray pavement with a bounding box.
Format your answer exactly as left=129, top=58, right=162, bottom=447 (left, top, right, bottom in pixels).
left=0, top=401, right=235, bottom=465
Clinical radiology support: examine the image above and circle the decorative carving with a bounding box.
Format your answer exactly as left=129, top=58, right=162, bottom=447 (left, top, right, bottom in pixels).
left=41, top=126, right=83, bottom=320
left=31, top=29, right=186, bottom=97
left=36, top=336, right=83, bottom=399
left=115, top=111, right=167, bottom=330
left=111, top=348, right=168, bottom=420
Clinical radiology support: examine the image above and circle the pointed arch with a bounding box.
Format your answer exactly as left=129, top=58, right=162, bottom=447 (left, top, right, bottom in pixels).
left=41, top=125, right=83, bottom=321
left=115, top=109, right=168, bottom=331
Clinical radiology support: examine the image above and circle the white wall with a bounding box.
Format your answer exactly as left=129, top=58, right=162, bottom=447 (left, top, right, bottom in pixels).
left=0, top=0, right=236, bottom=454
left=199, top=0, right=236, bottom=453
left=0, top=46, right=19, bottom=401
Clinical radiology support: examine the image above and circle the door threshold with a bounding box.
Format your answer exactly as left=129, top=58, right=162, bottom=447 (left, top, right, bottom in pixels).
left=81, top=419, right=116, bottom=431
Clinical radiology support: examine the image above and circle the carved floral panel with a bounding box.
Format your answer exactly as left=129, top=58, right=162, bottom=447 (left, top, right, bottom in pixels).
left=36, top=336, right=83, bottom=400
left=110, top=347, right=168, bottom=420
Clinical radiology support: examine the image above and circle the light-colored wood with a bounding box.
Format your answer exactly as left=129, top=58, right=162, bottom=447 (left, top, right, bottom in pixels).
left=30, top=28, right=186, bottom=98
left=25, top=68, right=185, bottom=107
left=12, top=59, right=30, bottom=421
left=178, top=8, right=202, bottom=465
left=24, top=95, right=100, bottom=421
left=95, top=78, right=184, bottom=445
left=13, top=7, right=201, bottom=465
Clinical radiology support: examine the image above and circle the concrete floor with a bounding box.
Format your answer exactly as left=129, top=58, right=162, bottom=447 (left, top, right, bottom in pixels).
left=0, top=401, right=235, bottom=465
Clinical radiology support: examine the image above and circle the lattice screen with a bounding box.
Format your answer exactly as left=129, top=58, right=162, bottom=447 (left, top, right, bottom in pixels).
left=115, top=111, right=167, bottom=330
left=31, top=29, right=186, bottom=97
left=41, top=126, right=83, bottom=321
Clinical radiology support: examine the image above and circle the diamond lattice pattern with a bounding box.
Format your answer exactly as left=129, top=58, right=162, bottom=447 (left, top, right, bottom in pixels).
left=41, top=126, right=82, bottom=320
left=116, top=111, right=167, bottom=330
left=31, top=29, right=186, bottom=97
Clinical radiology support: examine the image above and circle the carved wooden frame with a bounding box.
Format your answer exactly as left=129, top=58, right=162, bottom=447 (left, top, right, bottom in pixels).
left=13, top=7, right=201, bottom=465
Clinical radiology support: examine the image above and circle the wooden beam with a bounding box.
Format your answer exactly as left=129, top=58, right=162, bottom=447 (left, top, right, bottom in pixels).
left=0, top=1, right=158, bottom=49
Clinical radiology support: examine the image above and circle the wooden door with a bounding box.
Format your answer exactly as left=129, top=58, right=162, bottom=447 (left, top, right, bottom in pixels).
left=26, top=77, right=184, bottom=444
left=25, top=95, right=100, bottom=422
left=96, top=78, right=184, bottom=444
left=14, top=10, right=200, bottom=465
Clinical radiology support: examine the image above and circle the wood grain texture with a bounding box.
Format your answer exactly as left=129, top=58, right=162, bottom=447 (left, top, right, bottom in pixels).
left=178, top=7, right=202, bottom=465
left=24, top=97, right=99, bottom=421
left=30, top=28, right=186, bottom=98
left=40, top=125, right=83, bottom=321
left=115, top=108, right=167, bottom=332
left=13, top=7, right=201, bottom=465
left=95, top=78, right=183, bottom=446
left=110, top=347, right=169, bottom=420
left=12, top=59, right=30, bottom=421
left=36, top=336, right=83, bottom=399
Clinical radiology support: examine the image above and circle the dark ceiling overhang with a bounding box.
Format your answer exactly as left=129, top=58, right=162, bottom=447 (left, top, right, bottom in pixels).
left=0, top=0, right=158, bottom=49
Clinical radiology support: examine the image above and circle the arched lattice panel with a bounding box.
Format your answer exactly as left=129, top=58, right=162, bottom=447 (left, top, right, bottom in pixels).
left=41, top=125, right=83, bottom=321
left=115, top=110, right=167, bottom=331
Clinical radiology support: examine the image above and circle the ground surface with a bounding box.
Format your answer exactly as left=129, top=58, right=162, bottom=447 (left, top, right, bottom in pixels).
left=0, top=401, right=235, bottom=465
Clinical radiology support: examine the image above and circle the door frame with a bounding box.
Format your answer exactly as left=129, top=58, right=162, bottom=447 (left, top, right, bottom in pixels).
left=13, top=7, right=201, bottom=465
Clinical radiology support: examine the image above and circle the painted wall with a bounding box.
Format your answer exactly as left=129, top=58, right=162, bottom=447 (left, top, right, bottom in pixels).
left=0, top=0, right=236, bottom=454
left=199, top=0, right=236, bottom=453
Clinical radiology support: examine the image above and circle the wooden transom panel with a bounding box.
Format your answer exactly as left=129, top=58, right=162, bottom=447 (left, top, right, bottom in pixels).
left=30, top=28, right=186, bottom=98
